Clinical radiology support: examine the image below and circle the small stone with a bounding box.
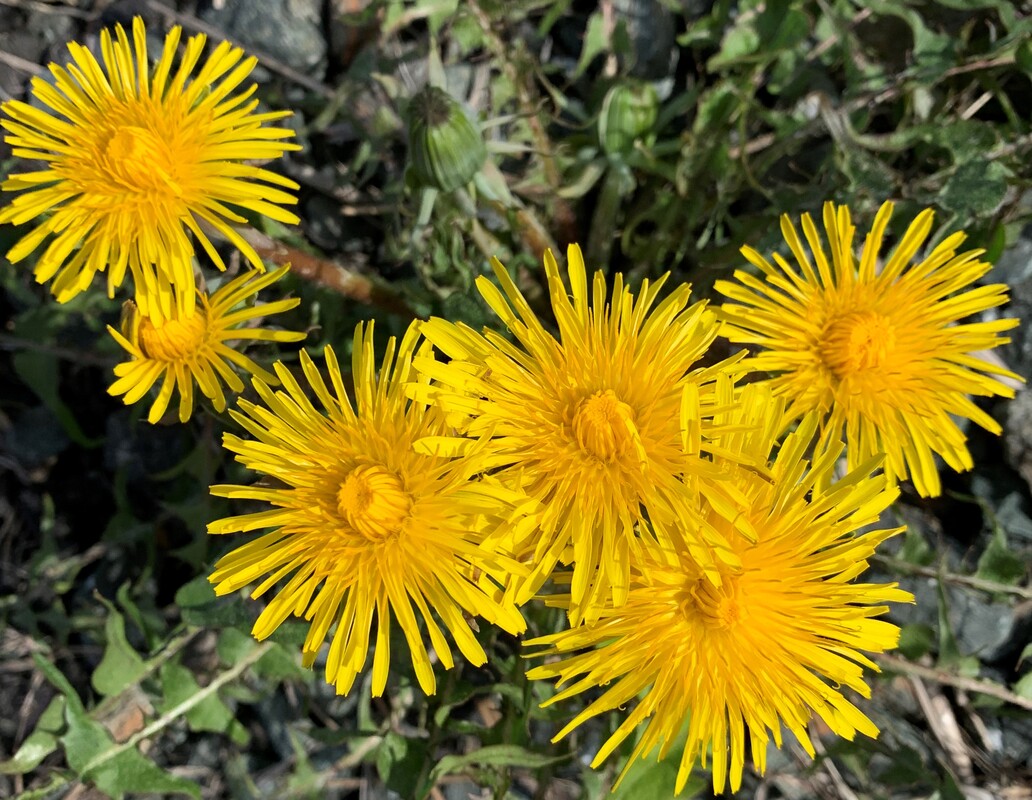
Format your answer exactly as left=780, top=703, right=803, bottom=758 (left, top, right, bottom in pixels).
left=200, top=0, right=327, bottom=80
left=0, top=8, right=76, bottom=98
left=956, top=597, right=1032, bottom=664
left=1004, top=388, right=1032, bottom=494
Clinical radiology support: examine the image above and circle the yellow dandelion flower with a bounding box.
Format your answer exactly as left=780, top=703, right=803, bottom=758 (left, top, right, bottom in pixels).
left=716, top=200, right=1022, bottom=497
left=526, top=384, right=913, bottom=795
left=207, top=322, right=528, bottom=697
left=108, top=265, right=305, bottom=424
left=414, top=244, right=751, bottom=625
left=0, top=17, right=301, bottom=322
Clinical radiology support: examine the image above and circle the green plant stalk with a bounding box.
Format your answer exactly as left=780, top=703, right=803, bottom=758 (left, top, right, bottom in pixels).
left=79, top=640, right=273, bottom=779
left=587, top=164, right=631, bottom=268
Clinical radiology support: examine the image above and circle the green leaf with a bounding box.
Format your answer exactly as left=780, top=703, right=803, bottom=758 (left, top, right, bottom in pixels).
left=896, top=624, right=936, bottom=660
left=430, top=744, right=569, bottom=782
left=217, top=627, right=258, bottom=665
left=34, top=654, right=200, bottom=799
left=158, top=661, right=248, bottom=745
left=574, top=12, right=610, bottom=78
left=1014, top=670, right=1032, bottom=700
left=1017, top=39, right=1032, bottom=75
left=611, top=750, right=706, bottom=799
left=898, top=527, right=934, bottom=566
left=175, top=575, right=255, bottom=630
left=0, top=696, right=66, bottom=774
left=92, top=597, right=149, bottom=697
left=868, top=1, right=954, bottom=67
left=975, top=515, right=1026, bottom=586
left=33, top=653, right=86, bottom=715
left=938, top=160, right=1010, bottom=219
left=537, top=0, right=574, bottom=36
left=707, top=21, right=760, bottom=69
left=426, top=0, right=458, bottom=36
left=254, top=642, right=309, bottom=681
left=759, top=7, right=809, bottom=53
left=9, top=772, right=69, bottom=800
left=692, top=84, right=738, bottom=134
left=377, top=731, right=427, bottom=798
left=557, top=158, right=608, bottom=200
left=85, top=747, right=202, bottom=799
left=11, top=351, right=102, bottom=447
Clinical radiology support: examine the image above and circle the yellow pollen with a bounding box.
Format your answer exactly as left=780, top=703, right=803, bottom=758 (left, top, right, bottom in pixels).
left=138, top=312, right=208, bottom=361
left=571, top=389, right=636, bottom=461
left=104, top=126, right=181, bottom=196
left=681, top=577, right=742, bottom=630
left=336, top=465, right=412, bottom=541
left=819, top=310, right=896, bottom=379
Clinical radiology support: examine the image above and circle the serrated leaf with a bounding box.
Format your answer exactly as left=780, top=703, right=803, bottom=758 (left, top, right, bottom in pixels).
left=217, top=627, right=258, bottom=665
left=92, top=597, right=149, bottom=697
left=430, top=744, right=568, bottom=782
left=938, top=160, right=1009, bottom=219
left=64, top=695, right=200, bottom=798
left=87, top=748, right=202, bottom=799
left=975, top=518, right=1026, bottom=586
left=34, top=654, right=199, bottom=799
left=158, top=662, right=248, bottom=745
left=175, top=575, right=255, bottom=630
left=0, top=695, right=66, bottom=774
left=253, top=642, right=309, bottom=681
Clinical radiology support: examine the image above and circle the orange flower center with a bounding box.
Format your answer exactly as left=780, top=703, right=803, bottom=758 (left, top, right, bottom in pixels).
left=680, top=576, right=742, bottom=630
left=337, top=465, right=412, bottom=541
left=571, top=389, right=636, bottom=461
left=819, top=310, right=895, bottom=379
left=138, top=312, right=207, bottom=361
left=104, top=126, right=182, bottom=196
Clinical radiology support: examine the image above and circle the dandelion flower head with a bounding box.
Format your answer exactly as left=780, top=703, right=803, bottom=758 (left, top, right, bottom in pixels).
left=716, top=201, right=1021, bottom=497
left=208, top=322, right=528, bottom=696
left=527, top=383, right=913, bottom=794
left=0, top=17, right=301, bottom=322
left=415, top=244, right=753, bottom=625
left=108, top=265, right=305, bottom=424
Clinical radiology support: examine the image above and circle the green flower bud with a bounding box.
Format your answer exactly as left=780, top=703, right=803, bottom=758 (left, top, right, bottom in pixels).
left=407, top=86, right=487, bottom=192
left=598, top=81, right=659, bottom=156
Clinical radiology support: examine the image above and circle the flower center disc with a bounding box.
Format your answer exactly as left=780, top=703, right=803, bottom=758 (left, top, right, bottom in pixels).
left=337, top=465, right=412, bottom=541
left=681, top=577, right=741, bottom=630
left=138, top=312, right=207, bottom=361
left=571, top=389, right=636, bottom=461
left=105, top=126, right=181, bottom=196
left=819, top=310, right=895, bottom=379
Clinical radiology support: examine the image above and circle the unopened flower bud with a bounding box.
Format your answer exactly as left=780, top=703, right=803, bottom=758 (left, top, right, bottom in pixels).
left=407, top=86, right=487, bottom=192
left=599, top=81, right=659, bottom=156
